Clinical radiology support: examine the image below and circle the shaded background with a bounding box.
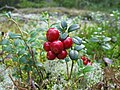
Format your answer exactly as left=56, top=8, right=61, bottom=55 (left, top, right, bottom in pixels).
left=0, top=0, right=120, bottom=12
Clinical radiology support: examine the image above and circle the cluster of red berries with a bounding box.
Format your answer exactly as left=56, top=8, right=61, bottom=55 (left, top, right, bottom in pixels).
left=44, top=28, right=73, bottom=60
left=81, top=56, right=92, bottom=65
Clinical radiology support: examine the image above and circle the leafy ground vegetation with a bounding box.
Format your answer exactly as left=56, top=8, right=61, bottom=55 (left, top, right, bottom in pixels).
left=0, top=9, right=120, bottom=90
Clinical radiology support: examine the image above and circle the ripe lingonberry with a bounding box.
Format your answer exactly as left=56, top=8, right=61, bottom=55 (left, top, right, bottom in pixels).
left=81, top=56, right=87, bottom=61
left=50, top=40, right=64, bottom=54
left=47, top=51, right=56, bottom=60
left=83, top=60, right=88, bottom=65
left=63, top=37, right=72, bottom=49
left=57, top=50, right=67, bottom=59
left=46, top=28, right=60, bottom=42
left=43, top=42, right=51, bottom=51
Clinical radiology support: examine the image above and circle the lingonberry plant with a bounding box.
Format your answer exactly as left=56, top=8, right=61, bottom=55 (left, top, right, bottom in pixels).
left=0, top=12, right=95, bottom=90
left=43, top=19, right=94, bottom=82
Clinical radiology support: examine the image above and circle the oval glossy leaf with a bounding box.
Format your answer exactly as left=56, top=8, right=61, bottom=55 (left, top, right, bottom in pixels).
left=30, top=31, right=37, bottom=38
left=68, top=24, right=80, bottom=32
left=9, top=32, right=21, bottom=39
left=72, top=37, right=82, bottom=45
left=4, top=45, right=12, bottom=52
left=28, top=38, right=36, bottom=43
left=18, top=49, right=26, bottom=55
left=83, top=66, right=94, bottom=73
left=69, top=50, right=78, bottom=60
left=14, top=39, right=20, bottom=46
left=75, top=44, right=85, bottom=51
left=103, top=37, right=111, bottom=42
left=61, top=21, right=67, bottom=30
left=60, top=32, right=68, bottom=40
left=12, top=57, right=18, bottom=62
left=90, top=37, right=99, bottom=42
left=19, top=56, right=27, bottom=64
left=102, top=43, right=111, bottom=50
left=1, top=39, right=9, bottom=45
left=77, top=59, right=84, bottom=68
left=56, top=25, right=63, bottom=32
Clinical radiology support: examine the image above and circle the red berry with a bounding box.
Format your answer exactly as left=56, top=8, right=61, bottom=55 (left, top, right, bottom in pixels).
left=46, top=28, right=60, bottom=42
left=83, top=60, right=88, bottom=65
left=81, top=56, right=87, bottom=61
left=57, top=50, right=67, bottom=59
left=43, top=42, right=51, bottom=51
left=47, top=51, right=56, bottom=60
left=50, top=40, right=64, bottom=54
left=63, top=37, right=73, bottom=49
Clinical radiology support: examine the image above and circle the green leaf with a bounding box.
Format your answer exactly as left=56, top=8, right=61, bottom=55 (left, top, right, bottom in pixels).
left=19, top=56, right=27, bottom=64
left=90, top=37, right=99, bottom=42
left=103, top=37, right=111, bottom=42
left=12, top=57, right=18, bottom=62
left=61, top=21, right=67, bottom=30
left=1, top=39, right=9, bottom=45
left=30, top=31, right=37, bottom=38
left=56, top=25, right=63, bottom=32
left=69, top=50, right=78, bottom=60
left=75, top=44, right=85, bottom=51
left=83, top=66, right=94, bottom=73
left=77, top=59, right=84, bottom=68
left=4, top=44, right=12, bottom=52
left=9, top=32, right=21, bottom=39
left=18, top=49, right=26, bottom=55
left=60, top=32, right=68, bottom=40
left=68, top=24, right=79, bottom=32
left=72, top=37, right=82, bottom=45
left=14, top=39, right=20, bottom=46
left=5, top=12, right=11, bottom=18
left=24, top=65, right=32, bottom=72
left=28, top=38, right=36, bottom=43
left=102, top=43, right=111, bottom=50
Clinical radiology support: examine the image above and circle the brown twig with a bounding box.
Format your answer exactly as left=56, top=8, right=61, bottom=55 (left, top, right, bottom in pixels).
left=0, top=66, right=10, bottom=74
left=0, top=5, right=19, bottom=12
left=8, top=74, right=28, bottom=90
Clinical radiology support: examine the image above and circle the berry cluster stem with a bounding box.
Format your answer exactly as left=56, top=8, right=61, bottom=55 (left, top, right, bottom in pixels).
left=68, top=60, right=74, bottom=80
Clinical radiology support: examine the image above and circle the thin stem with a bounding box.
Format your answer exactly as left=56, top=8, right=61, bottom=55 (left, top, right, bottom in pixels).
left=9, top=74, right=28, bottom=90
left=9, top=18, right=31, bottom=53
left=66, top=62, right=69, bottom=79
left=9, top=18, right=24, bottom=37
left=69, top=60, right=74, bottom=80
